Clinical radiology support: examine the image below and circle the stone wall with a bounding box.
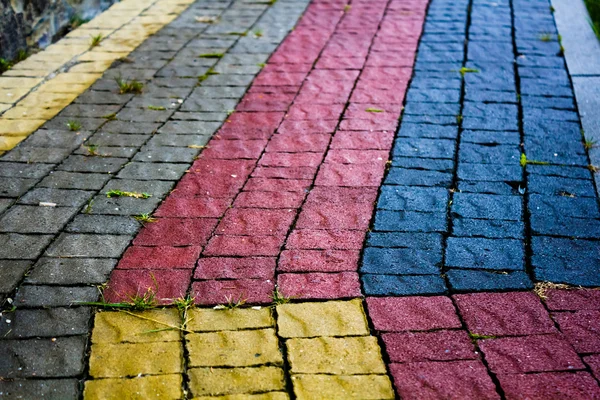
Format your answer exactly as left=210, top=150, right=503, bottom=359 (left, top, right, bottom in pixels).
left=0, top=0, right=117, bottom=60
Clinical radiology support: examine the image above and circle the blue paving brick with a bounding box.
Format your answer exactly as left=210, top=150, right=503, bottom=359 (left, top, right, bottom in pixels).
left=378, top=186, right=448, bottom=212
left=367, top=232, right=443, bottom=250
left=458, top=181, right=521, bottom=195
left=526, top=165, right=592, bottom=180
left=451, top=193, right=522, bottom=220
left=391, top=157, right=453, bottom=171
left=520, top=95, right=575, bottom=110
left=531, top=237, right=600, bottom=286
left=445, top=237, right=525, bottom=270
left=523, top=108, right=579, bottom=122
left=447, top=270, right=533, bottom=291
left=461, top=130, right=520, bottom=145
left=403, top=103, right=461, bottom=116
left=402, top=115, right=458, bottom=125
left=462, top=117, right=518, bottom=131
left=453, top=218, right=524, bottom=239
left=464, top=90, right=517, bottom=103
left=397, top=123, right=458, bottom=139
left=458, top=144, right=520, bottom=164
left=385, top=168, right=453, bottom=187
left=405, top=89, right=461, bottom=103
left=462, top=103, right=518, bottom=120
left=527, top=175, right=597, bottom=198
left=361, top=248, right=441, bottom=275
left=530, top=215, right=600, bottom=238
left=409, top=78, right=463, bottom=91
left=528, top=194, right=600, bottom=219
left=362, top=274, right=447, bottom=296
left=523, top=136, right=587, bottom=166
left=393, top=138, right=456, bottom=159
left=374, top=210, right=448, bottom=232
left=457, top=163, right=522, bottom=182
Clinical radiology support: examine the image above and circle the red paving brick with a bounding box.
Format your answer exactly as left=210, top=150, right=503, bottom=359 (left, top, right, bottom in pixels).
left=584, top=354, right=600, bottom=381
left=216, top=208, right=295, bottom=236
left=545, top=289, right=600, bottom=311
left=277, top=272, right=362, bottom=299
left=105, top=269, right=191, bottom=304
left=118, top=246, right=201, bottom=269
left=233, top=191, right=305, bottom=209
left=155, top=197, right=231, bottom=218
left=382, top=330, right=478, bottom=363
left=454, top=292, right=556, bottom=336
left=192, top=279, right=274, bottom=305
left=278, top=249, right=360, bottom=272
left=133, top=218, right=217, bottom=246
left=497, top=372, right=600, bottom=400
left=479, top=334, right=585, bottom=374
left=285, top=229, right=366, bottom=250
left=194, top=257, right=276, bottom=280
left=203, top=235, right=283, bottom=257
left=390, top=361, right=500, bottom=400
left=552, top=310, right=600, bottom=353
left=367, top=296, right=462, bottom=332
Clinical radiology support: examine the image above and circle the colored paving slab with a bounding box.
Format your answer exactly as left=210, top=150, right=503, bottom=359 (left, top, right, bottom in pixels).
left=0, top=0, right=599, bottom=396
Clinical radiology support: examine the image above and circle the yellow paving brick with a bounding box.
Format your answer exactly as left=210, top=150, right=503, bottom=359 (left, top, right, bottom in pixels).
left=277, top=299, right=369, bottom=338
left=187, top=329, right=283, bottom=367
left=2, top=69, right=49, bottom=77
left=189, top=366, right=285, bottom=397
left=0, top=103, right=11, bottom=113
left=37, top=81, right=91, bottom=94
left=49, top=72, right=104, bottom=86
left=68, top=60, right=114, bottom=73
left=0, top=135, right=27, bottom=151
left=92, top=309, right=182, bottom=343
left=0, top=88, right=29, bottom=104
left=0, top=77, right=44, bottom=89
left=194, top=394, right=289, bottom=400
left=2, top=107, right=61, bottom=120
left=0, top=119, right=45, bottom=136
left=286, top=336, right=387, bottom=375
left=89, top=341, right=183, bottom=378
left=188, top=308, right=274, bottom=332
left=79, top=51, right=129, bottom=62
left=18, top=92, right=78, bottom=109
left=291, top=374, right=395, bottom=400
left=66, top=28, right=114, bottom=38
left=84, top=374, right=183, bottom=400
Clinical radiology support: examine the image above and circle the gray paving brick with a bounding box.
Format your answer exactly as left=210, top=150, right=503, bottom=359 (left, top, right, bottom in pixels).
left=102, top=179, right=174, bottom=197
left=25, top=258, right=117, bottom=285
left=57, top=156, right=128, bottom=174
left=0, top=206, right=78, bottom=234
left=0, top=162, right=54, bottom=178
left=20, top=130, right=92, bottom=150
left=39, top=172, right=111, bottom=190
left=0, top=379, right=79, bottom=400
left=66, top=214, right=141, bottom=234
left=0, top=178, right=38, bottom=197
left=0, top=234, right=53, bottom=259
left=116, top=162, right=188, bottom=181
left=0, top=260, right=31, bottom=293
left=18, top=189, right=94, bottom=208
left=44, top=234, right=131, bottom=258
left=14, top=285, right=98, bottom=307
left=133, top=146, right=199, bottom=163
left=0, top=336, right=86, bottom=378
left=0, top=148, right=72, bottom=164
left=0, top=307, right=92, bottom=339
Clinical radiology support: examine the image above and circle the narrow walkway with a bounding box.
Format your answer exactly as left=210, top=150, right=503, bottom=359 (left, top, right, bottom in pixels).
left=0, top=0, right=599, bottom=397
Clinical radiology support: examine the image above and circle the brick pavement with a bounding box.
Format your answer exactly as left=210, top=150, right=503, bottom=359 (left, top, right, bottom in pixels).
left=1, top=0, right=600, bottom=396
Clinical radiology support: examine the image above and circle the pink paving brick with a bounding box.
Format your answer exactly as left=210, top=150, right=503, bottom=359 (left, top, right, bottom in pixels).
left=216, top=208, right=295, bottom=236
left=117, top=246, right=201, bottom=269
left=224, top=111, right=284, bottom=129
left=105, top=269, right=191, bottom=304
left=200, top=139, right=268, bottom=159
left=343, top=103, right=403, bottom=120
left=277, top=119, right=338, bottom=135
left=244, top=177, right=312, bottom=192
left=278, top=249, right=360, bottom=272
left=154, top=197, right=231, bottom=218
left=545, top=289, right=600, bottom=311
left=285, top=229, right=366, bottom=250
left=259, top=152, right=324, bottom=167
left=366, top=296, right=462, bottom=332
left=194, top=257, right=276, bottom=280
left=234, top=191, right=305, bottom=209
left=295, top=202, right=373, bottom=230
left=252, top=71, right=308, bottom=87
left=277, top=272, right=362, bottom=299
left=192, top=278, right=274, bottom=305
left=390, top=361, right=500, bottom=400
left=479, top=334, right=584, bottom=374
left=265, top=133, right=331, bottom=153
left=497, top=372, right=600, bottom=400
left=286, top=103, right=346, bottom=120
left=339, top=119, right=398, bottom=132
left=203, top=235, right=283, bottom=257
left=236, top=92, right=296, bottom=112
left=315, top=56, right=365, bottom=69
left=315, top=162, right=385, bottom=187
left=330, top=130, right=394, bottom=150
left=382, top=330, right=478, bottom=363
left=251, top=166, right=317, bottom=180
left=133, top=218, right=217, bottom=246
left=454, top=292, right=556, bottom=336
left=553, top=310, right=600, bottom=353
left=584, top=354, right=600, bottom=381
left=324, top=149, right=389, bottom=164
left=305, top=186, right=378, bottom=204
